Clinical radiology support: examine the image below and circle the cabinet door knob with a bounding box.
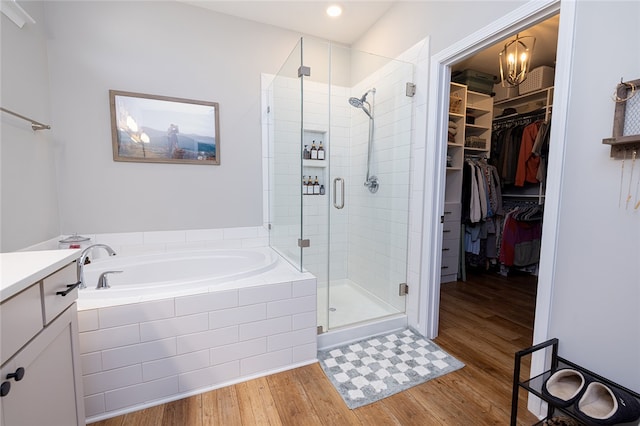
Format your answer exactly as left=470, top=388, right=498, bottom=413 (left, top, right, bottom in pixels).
left=0, top=381, right=10, bottom=397
left=6, top=367, right=25, bottom=382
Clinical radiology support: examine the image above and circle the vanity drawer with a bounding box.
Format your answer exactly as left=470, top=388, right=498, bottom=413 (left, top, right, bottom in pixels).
left=42, top=262, right=78, bottom=325
left=443, top=203, right=461, bottom=222
left=440, top=253, right=459, bottom=276
left=1, top=285, right=43, bottom=362
left=442, top=221, right=461, bottom=241
left=441, top=237, right=460, bottom=256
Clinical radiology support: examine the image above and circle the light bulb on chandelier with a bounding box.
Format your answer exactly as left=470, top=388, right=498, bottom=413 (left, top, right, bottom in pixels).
left=499, top=34, right=535, bottom=87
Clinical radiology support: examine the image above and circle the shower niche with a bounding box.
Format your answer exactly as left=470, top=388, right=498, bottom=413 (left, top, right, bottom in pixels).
left=302, top=129, right=327, bottom=196
left=266, top=37, right=414, bottom=339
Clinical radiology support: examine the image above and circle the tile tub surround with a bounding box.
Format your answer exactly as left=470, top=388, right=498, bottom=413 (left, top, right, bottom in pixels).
left=78, top=275, right=317, bottom=421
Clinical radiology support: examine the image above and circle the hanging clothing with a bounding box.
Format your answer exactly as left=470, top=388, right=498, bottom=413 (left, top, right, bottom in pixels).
left=515, top=121, right=542, bottom=186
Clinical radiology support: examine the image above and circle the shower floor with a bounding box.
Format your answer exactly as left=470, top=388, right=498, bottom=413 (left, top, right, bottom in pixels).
left=317, top=279, right=401, bottom=330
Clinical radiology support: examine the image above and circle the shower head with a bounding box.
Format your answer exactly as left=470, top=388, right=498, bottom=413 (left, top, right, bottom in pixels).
left=348, top=88, right=375, bottom=119
left=349, top=97, right=365, bottom=108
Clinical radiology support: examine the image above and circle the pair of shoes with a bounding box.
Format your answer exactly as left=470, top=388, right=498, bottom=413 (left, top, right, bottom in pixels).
left=542, top=369, right=640, bottom=425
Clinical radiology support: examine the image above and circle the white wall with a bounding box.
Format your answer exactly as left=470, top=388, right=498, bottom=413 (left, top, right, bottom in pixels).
left=39, top=1, right=300, bottom=237
left=547, top=0, right=640, bottom=391
left=357, top=0, right=640, bottom=391
left=1, top=2, right=60, bottom=252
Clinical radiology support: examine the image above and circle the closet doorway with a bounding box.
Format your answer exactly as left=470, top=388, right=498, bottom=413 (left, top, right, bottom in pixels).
left=439, top=15, right=559, bottom=341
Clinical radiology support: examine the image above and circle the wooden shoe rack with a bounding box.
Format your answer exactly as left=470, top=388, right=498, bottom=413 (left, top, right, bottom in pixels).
left=511, top=338, right=640, bottom=425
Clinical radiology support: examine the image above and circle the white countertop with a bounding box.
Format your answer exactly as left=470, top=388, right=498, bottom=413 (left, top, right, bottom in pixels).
left=0, top=249, right=81, bottom=301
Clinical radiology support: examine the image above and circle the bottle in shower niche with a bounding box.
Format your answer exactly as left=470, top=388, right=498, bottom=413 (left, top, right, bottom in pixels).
left=310, top=141, right=318, bottom=160
left=313, top=176, right=320, bottom=195
left=303, top=145, right=310, bottom=160
left=302, top=176, right=308, bottom=195
left=319, top=183, right=325, bottom=195
left=317, top=141, right=325, bottom=160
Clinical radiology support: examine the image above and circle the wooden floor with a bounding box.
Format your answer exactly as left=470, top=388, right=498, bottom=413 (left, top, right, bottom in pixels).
left=92, top=271, right=539, bottom=426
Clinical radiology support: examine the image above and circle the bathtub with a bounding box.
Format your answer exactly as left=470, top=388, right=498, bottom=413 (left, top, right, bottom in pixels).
left=76, top=245, right=317, bottom=422
left=79, top=247, right=280, bottom=308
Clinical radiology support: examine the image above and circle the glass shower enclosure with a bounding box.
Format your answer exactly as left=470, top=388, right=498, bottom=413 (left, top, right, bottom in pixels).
left=267, top=37, right=414, bottom=334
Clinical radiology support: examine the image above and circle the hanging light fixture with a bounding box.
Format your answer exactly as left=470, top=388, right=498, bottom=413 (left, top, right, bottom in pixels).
left=499, top=34, right=535, bottom=87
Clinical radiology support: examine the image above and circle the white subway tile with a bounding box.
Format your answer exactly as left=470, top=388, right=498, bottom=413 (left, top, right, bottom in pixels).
left=101, top=338, right=177, bottom=370
left=142, top=349, right=210, bottom=382
left=241, top=237, right=269, bottom=248
left=93, top=232, right=143, bottom=246
left=239, top=282, right=290, bottom=305
left=240, top=348, right=292, bottom=376
left=210, top=337, right=267, bottom=366
left=292, top=278, right=316, bottom=297
left=79, top=324, right=139, bottom=354
left=140, top=313, right=208, bottom=342
left=179, top=361, right=240, bottom=393
left=176, top=325, right=238, bottom=354
left=267, top=295, right=315, bottom=318
left=208, top=304, right=266, bottom=329
left=223, top=227, right=258, bottom=240
left=84, top=393, right=105, bottom=417
left=78, top=309, right=99, bottom=332
left=98, top=299, right=174, bottom=329
left=293, top=342, right=318, bottom=364
left=175, top=289, right=238, bottom=316
left=239, top=316, right=290, bottom=341
left=267, top=327, right=316, bottom=352
left=104, top=376, right=179, bottom=412
left=81, top=351, right=102, bottom=375
left=143, top=230, right=186, bottom=244
left=292, top=311, right=317, bottom=330
left=185, top=228, right=224, bottom=242
left=83, top=365, right=142, bottom=395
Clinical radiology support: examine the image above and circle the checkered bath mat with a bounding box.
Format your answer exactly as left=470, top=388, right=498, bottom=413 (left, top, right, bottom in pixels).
left=318, top=328, right=464, bottom=409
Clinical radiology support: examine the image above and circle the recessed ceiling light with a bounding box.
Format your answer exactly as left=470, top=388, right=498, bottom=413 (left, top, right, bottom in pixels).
left=326, top=5, right=342, bottom=18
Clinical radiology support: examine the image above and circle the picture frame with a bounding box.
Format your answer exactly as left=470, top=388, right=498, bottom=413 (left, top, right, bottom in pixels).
left=602, top=78, right=640, bottom=158
left=109, top=90, right=220, bottom=165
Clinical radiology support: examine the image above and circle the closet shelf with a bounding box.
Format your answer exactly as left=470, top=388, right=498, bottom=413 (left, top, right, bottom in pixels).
left=494, top=87, right=554, bottom=108
left=466, top=106, right=491, bottom=118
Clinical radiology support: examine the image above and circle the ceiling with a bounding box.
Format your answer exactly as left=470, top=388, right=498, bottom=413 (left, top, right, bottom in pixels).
left=180, top=1, right=559, bottom=78
left=453, top=14, right=560, bottom=79
left=180, top=1, right=397, bottom=45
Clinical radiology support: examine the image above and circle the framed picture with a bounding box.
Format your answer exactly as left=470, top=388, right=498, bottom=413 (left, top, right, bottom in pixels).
left=109, top=90, right=220, bottom=165
left=603, top=78, right=640, bottom=158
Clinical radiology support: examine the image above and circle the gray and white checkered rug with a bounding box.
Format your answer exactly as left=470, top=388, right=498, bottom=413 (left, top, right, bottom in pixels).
left=318, top=328, right=464, bottom=409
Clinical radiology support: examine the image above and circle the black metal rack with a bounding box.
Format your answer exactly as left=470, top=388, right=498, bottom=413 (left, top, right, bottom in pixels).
left=511, top=338, right=640, bottom=426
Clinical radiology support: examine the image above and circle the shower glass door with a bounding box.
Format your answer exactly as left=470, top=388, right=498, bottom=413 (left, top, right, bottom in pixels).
left=326, top=45, right=414, bottom=330
left=268, top=39, right=303, bottom=271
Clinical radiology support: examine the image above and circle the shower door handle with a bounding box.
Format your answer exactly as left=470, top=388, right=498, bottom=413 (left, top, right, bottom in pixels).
left=333, top=177, right=344, bottom=209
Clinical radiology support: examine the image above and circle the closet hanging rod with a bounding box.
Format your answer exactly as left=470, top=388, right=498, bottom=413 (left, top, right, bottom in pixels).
left=0, top=107, right=51, bottom=131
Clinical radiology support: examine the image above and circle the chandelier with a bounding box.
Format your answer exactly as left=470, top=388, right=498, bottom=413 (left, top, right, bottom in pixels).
left=499, top=34, right=535, bottom=87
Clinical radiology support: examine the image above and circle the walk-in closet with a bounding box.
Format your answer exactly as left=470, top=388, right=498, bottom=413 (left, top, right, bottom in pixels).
left=440, top=15, right=559, bottom=336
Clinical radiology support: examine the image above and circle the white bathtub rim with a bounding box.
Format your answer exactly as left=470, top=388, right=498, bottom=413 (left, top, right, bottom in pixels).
left=77, top=247, right=314, bottom=310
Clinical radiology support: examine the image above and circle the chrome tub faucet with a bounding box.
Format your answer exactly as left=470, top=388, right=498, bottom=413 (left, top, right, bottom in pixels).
left=77, top=244, right=117, bottom=289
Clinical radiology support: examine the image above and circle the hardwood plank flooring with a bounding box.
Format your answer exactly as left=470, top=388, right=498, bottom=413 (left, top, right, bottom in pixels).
left=90, top=271, right=539, bottom=425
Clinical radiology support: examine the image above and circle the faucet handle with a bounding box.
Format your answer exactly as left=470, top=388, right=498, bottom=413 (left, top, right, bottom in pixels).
left=97, top=270, right=122, bottom=289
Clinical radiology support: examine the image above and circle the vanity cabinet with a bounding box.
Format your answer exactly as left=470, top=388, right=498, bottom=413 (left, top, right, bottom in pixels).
left=0, top=252, right=84, bottom=426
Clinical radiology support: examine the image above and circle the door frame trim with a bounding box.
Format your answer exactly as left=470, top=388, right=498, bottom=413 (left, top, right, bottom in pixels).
left=418, top=0, right=577, bottom=414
